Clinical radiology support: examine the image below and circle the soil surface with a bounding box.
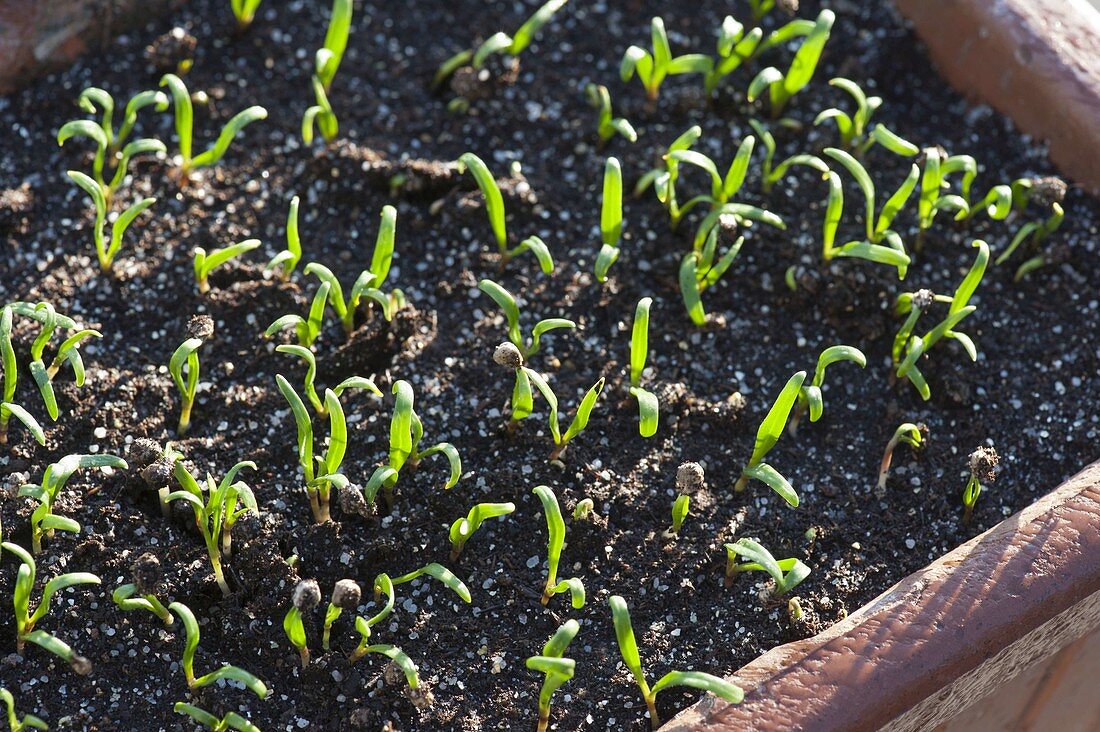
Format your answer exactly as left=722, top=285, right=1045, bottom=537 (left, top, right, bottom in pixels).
left=1, top=0, right=1098, bottom=730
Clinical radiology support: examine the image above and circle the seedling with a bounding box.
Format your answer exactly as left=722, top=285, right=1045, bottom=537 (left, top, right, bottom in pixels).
left=283, top=579, right=320, bottom=668
left=168, top=601, right=268, bottom=697
left=723, top=538, right=810, bottom=595
left=788, top=345, right=866, bottom=435
left=703, top=16, right=763, bottom=95
left=963, top=446, right=999, bottom=525
left=449, top=502, right=516, bottom=560
left=348, top=573, right=395, bottom=663
left=915, top=147, right=973, bottom=235
left=19, top=453, right=127, bottom=554
left=634, top=125, right=701, bottom=229
left=734, top=371, right=806, bottom=507
left=389, top=563, right=472, bottom=603
left=594, top=157, right=624, bottom=282
left=276, top=345, right=380, bottom=416
left=193, top=239, right=261, bottom=294
left=0, top=688, right=47, bottom=731
left=678, top=227, right=745, bottom=326
left=572, top=498, right=595, bottom=521
left=747, top=10, right=834, bottom=117
left=748, top=0, right=798, bottom=21
left=525, top=619, right=580, bottom=732
left=533, top=485, right=585, bottom=608
left=267, top=196, right=303, bottom=280
left=456, top=153, right=554, bottom=272
left=609, top=595, right=743, bottom=729
left=322, top=579, right=361, bottom=650
left=2, top=540, right=98, bottom=673
left=315, top=0, right=352, bottom=91
left=363, top=380, right=462, bottom=504
left=478, top=279, right=575, bottom=360
left=877, top=422, right=925, bottom=496
left=113, top=580, right=173, bottom=626
left=159, top=74, right=268, bottom=179
left=302, top=77, right=338, bottom=145
left=174, top=703, right=260, bottom=732
left=0, top=306, right=45, bottom=446
left=169, top=337, right=204, bottom=436
left=628, top=297, right=659, bottom=437
left=230, top=0, right=263, bottom=31
left=620, top=17, right=712, bottom=104
left=998, top=203, right=1065, bottom=280
left=266, top=281, right=331, bottom=347
left=164, top=460, right=257, bottom=596
left=525, top=369, right=605, bottom=460
left=668, top=494, right=690, bottom=535
left=814, top=79, right=918, bottom=156
left=585, top=84, right=637, bottom=148
left=348, top=641, right=422, bottom=693
left=65, top=170, right=155, bottom=274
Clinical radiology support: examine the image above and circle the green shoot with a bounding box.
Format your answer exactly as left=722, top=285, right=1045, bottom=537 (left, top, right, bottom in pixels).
left=532, top=485, right=585, bottom=608
left=19, top=454, right=126, bottom=554
left=1, top=540, right=98, bottom=673
left=65, top=170, right=155, bottom=274
left=678, top=228, right=744, bottom=326
left=0, top=306, right=46, bottom=447
left=230, top=0, right=263, bottom=31
left=668, top=494, right=690, bottom=535
left=350, top=642, right=422, bottom=693
left=168, top=602, right=268, bottom=698
left=723, top=538, right=810, bottom=595
left=998, top=203, right=1065, bottom=280
left=525, top=370, right=606, bottom=460
left=174, top=703, right=260, bottom=732
left=747, top=10, right=834, bottom=117
left=912, top=147, right=974, bottom=236
left=113, top=583, right=173, bottom=626
left=302, top=77, right=338, bottom=145
left=748, top=0, right=798, bottom=21
left=348, top=574, right=394, bottom=663
left=322, top=579, right=361, bottom=651
left=315, top=0, right=352, bottom=91
left=478, top=279, right=575, bottom=360
left=390, top=563, right=472, bottom=604
left=621, top=17, right=713, bottom=104
left=159, top=74, right=268, bottom=180
left=284, top=579, right=321, bottom=668
left=609, top=595, right=743, bottom=729
left=635, top=125, right=701, bottom=229
left=734, top=371, right=806, bottom=506
left=0, top=688, right=47, bottom=731
left=276, top=344, right=380, bottom=415
left=594, top=156, right=624, bottom=282
left=789, top=345, right=866, bottom=435
left=628, top=297, right=659, bottom=438
left=963, top=446, right=999, bottom=525
left=169, top=337, right=204, bottom=436
left=266, top=281, right=331, bottom=347
left=526, top=619, right=580, bottom=732
left=572, top=498, right=595, bottom=521
left=193, top=239, right=261, bottom=294
left=877, top=422, right=925, bottom=496
left=814, top=79, right=918, bottom=156
left=456, top=153, right=554, bottom=272
left=449, top=502, right=516, bottom=560
left=703, top=16, right=763, bottom=95
left=267, top=196, right=303, bottom=280
left=164, top=460, right=257, bottom=596
left=585, top=84, right=637, bottom=148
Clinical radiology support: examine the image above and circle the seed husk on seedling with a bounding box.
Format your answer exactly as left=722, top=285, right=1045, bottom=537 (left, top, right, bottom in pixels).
left=723, top=538, right=810, bottom=596
left=174, top=702, right=260, bottom=732
left=963, top=446, right=1000, bottom=525
left=0, top=688, right=47, bottom=731
left=168, top=601, right=268, bottom=698
left=734, top=371, right=806, bottom=506
left=19, top=453, right=127, bottom=554
left=609, top=595, right=743, bottom=729
left=525, top=619, right=580, bottom=732
left=283, top=579, right=321, bottom=668
left=322, top=579, right=362, bottom=651
left=877, top=422, right=926, bottom=497
left=666, top=462, right=702, bottom=537
left=449, top=502, right=516, bottom=560
left=533, top=485, right=585, bottom=608
left=628, top=297, right=659, bottom=437
left=585, top=84, right=637, bottom=148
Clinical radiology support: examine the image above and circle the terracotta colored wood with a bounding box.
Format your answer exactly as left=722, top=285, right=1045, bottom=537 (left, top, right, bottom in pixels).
left=891, top=0, right=1100, bottom=196
left=664, top=461, right=1100, bottom=730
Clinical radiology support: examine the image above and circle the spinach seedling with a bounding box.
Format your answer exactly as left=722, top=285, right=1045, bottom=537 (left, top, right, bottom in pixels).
left=526, top=619, right=580, bottom=732
left=322, top=579, right=361, bottom=651
left=999, top=203, right=1066, bottom=280
left=703, top=16, right=763, bottom=95
left=635, top=125, right=701, bottom=229
left=724, top=538, right=810, bottom=595
left=668, top=494, right=690, bottom=536
left=478, top=279, right=575, bottom=360
left=314, top=0, right=352, bottom=91
left=174, top=703, right=260, bottom=732
left=276, top=345, right=380, bottom=415
left=302, top=77, right=338, bottom=145
left=572, top=498, right=595, bottom=521
left=283, top=579, right=321, bottom=668
left=747, top=10, right=834, bottom=117
left=963, top=446, right=999, bottom=525
left=19, top=454, right=126, bottom=554
left=449, top=502, right=516, bottom=560
left=788, top=345, right=866, bottom=435
left=533, top=485, right=585, bottom=608
left=628, top=297, right=659, bottom=437
left=193, top=239, right=261, bottom=294
left=456, top=153, right=554, bottom=272
left=1, top=540, right=98, bottom=673
left=165, top=460, right=257, bottom=596
left=734, top=371, right=806, bottom=507
left=159, top=74, right=267, bottom=180
left=389, top=563, right=472, bottom=604
left=0, top=688, right=46, bottom=731
left=267, top=196, right=303, bottom=280
left=877, top=422, right=925, bottom=497
left=168, top=601, right=268, bottom=698
left=621, top=17, right=712, bottom=104
left=230, top=0, right=263, bottom=31
left=169, top=334, right=206, bottom=436
left=526, top=370, right=606, bottom=460
left=585, top=84, right=637, bottom=148
left=678, top=227, right=744, bottom=326
left=0, top=307, right=45, bottom=447
left=814, top=79, right=918, bottom=156
left=267, top=281, right=331, bottom=347
left=113, top=575, right=174, bottom=626
left=65, top=170, right=155, bottom=274
left=915, top=146, right=975, bottom=235
left=594, top=157, right=624, bottom=282
left=609, top=595, right=743, bottom=729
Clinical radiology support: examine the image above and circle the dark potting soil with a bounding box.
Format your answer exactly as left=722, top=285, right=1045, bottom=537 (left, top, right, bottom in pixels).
left=1, top=0, right=1098, bottom=730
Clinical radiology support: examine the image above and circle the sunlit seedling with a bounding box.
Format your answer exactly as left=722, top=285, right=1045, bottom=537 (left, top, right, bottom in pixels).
left=449, top=502, right=516, bottom=560
left=0, top=688, right=47, bottom=731
left=724, top=538, right=810, bottom=596
left=525, top=619, right=580, bottom=732
left=19, top=453, right=126, bottom=554
left=479, top=280, right=575, bottom=362
left=788, top=345, right=866, bottom=435
left=747, top=11, right=834, bottom=117
left=174, top=702, right=260, bottom=732
left=169, top=601, right=268, bottom=698
left=65, top=171, right=155, bottom=274
left=963, top=446, right=999, bottom=525
left=877, top=422, right=925, bottom=496
left=533, top=485, right=585, bottom=608
left=594, top=157, right=625, bottom=282
left=627, top=297, right=659, bottom=437
left=621, top=17, right=712, bottom=104
left=585, top=84, right=637, bottom=148
left=266, top=196, right=303, bottom=280
left=734, top=371, right=805, bottom=506
left=703, top=16, right=763, bottom=95
left=193, top=239, right=261, bottom=294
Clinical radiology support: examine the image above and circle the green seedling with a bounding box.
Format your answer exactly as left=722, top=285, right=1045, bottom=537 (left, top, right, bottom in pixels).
left=668, top=494, right=690, bottom=535
left=788, top=345, right=866, bottom=435
left=0, top=306, right=45, bottom=447
left=678, top=228, right=745, bottom=326
left=449, top=502, right=516, bottom=560
left=747, top=10, right=834, bottom=117
left=524, top=370, right=605, bottom=460
left=322, top=579, right=361, bottom=651
left=389, top=563, right=472, bottom=604
left=65, top=170, right=155, bottom=274
left=533, top=485, right=585, bottom=608
left=595, top=157, right=625, bottom=282
left=169, top=337, right=205, bottom=436
left=169, top=602, right=268, bottom=698
left=723, top=538, right=809, bottom=595
left=585, top=84, right=637, bottom=148
left=159, top=74, right=268, bottom=180
left=478, top=279, right=575, bottom=360
left=113, top=583, right=173, bottom=626
left=734, top=371, right=806, bottom=506
left=814, top=79, right=918, bottom=157
left=348, top=640, right=421, bottom=693
left=703, top=16, right=763, bottom=95
left=283, top=579, right=321, bottom=668
left=526, top=619, right=580, bottom=732
left=572, top=498, right=595, bottom=521
left=314, top=0, right=352, bottom=91
left=347, top=574, right=395, bottom=662
left=628, top=297, right=659, bottom=437
left=998, top=203, right=1066, bottom=280
left=0, top=688, right=47, bottom=731
left=915, top=147, right=973, bottom=235
left=877, top=422, right=925, bottom=496
left=267, top=281, right=331, bottom=347
left=620, top=17, right=712, bottom=104
left=962, top=446, right=999, bottom=525
left=456, top=153, right=554, bottom=272
left=230, top=0, right=263, bottom=31
left=609, top=595, right=743, bottom=729
left=267, top=196, right=303, bottom=280
left=276, top=345, right=380, bottom=416
left=2, top=540, right=98, bottom=673
left=174, top=703, right=260, bottom=732
left=164, top=460, right=257, bottom=596
left=363, top=380, right=462, bottom=504
left=193, top=239, right=261, bottom=294
left=434, top=0, right=569, bottom=100
left=302, top=77, right=338, bottom=145
left=635, top=125, right=701, bottom=230
left=19, top=454, right=126, bottom=554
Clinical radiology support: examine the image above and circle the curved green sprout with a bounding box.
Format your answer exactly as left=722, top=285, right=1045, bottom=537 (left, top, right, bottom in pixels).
left=19, top=453, right=127, bottom=554
left=621, top=17, right=712, bottom=103
left=789, top=345, right=866, bottom=435
left=747, top=10, right=834, bottom=117
left=586, top=84, right=636, bottom=148
left=635, top=125, right=701, bottom=229
left=174, top=702, right=260, bottom=732
left=724, top=538, right=810, bottom=596
left=609, top=595, right=743, bottom=729
left=704, top=16, right=763, bottom=95
left=628, top=297, right=659, bottom=438
left=814, top=79, right=918, bottom=157
left=276, top=345, right=379, bottom=416
left=878, top=422, right=925, bottom=495
left=267, top=281, right=331, bottom=347
left=0, top=688, right=47, bottom=731
left=267, top=196, right=303, bottom=280
left=168, top=602, right=268, bottom=698
left=449, top=502, right=516, bottom=560
left=113, top=583, right=173, bottom=625
left=668, top=494, right=690, bottom=536
left=678, top=229, right=745, bottom=326
left=734, top=371, right=806, bottom=506
left=230, top=0, right=263, bottom=30
left=526, top=619, right=580, bottom=732
left=193, top=239, right=261, bottom=294
left=348, top=574, right=396, bottom=663
left=169, top=337, right=203, bottom=436
left=390, top=562, right=472, bottom=604
left=533, top=485, right=585, bottom=608
left=525, top=371, right=606, bottom=461
left=594, top=156, right=624, bottom=282
left=303, top=77, right=338, bottom=145
left=65, top=170, right=156, bottom=274
left=478, top=279, right=575, bottom=360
